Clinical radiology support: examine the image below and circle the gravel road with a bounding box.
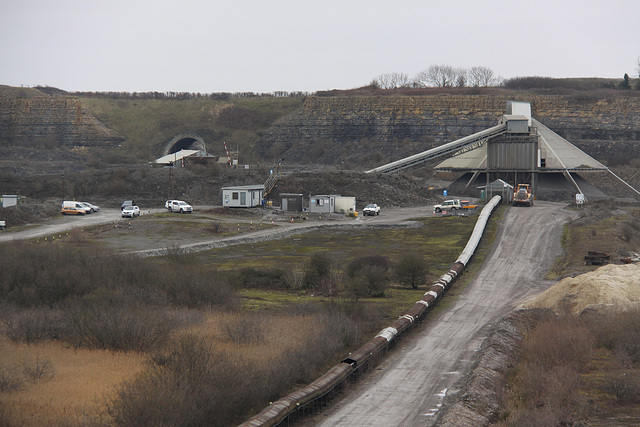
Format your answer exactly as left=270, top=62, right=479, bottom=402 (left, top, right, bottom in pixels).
left=303, top=201, right=575, bottom=427
left=0, top=208, right=162, bottom=243
left=0, top=205, right=434, bottom=250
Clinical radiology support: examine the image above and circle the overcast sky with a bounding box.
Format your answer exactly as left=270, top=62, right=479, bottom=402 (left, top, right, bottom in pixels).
left=1, top=0, right=638, bottom=94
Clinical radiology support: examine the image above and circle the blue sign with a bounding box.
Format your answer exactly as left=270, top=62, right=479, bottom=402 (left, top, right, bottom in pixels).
left=443, top=190, right=447, bottom=197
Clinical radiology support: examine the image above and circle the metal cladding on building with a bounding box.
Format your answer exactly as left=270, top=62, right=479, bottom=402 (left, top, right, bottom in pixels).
left=366, top=100, right=627, bottom=199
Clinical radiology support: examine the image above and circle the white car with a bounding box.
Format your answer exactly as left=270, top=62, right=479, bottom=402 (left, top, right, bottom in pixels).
left=80, top=202, right=100, bottom=212
left=166, top=200, right=193, bottom=213
left=122, top=205, right=140, bottom=218
left=76, top=202, right=93, bottom=214
left=362, top=204, right=381, bottom=216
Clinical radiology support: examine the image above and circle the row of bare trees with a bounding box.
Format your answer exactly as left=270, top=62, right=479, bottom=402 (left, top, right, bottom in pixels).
left=374, top=65, right=500, bottom=89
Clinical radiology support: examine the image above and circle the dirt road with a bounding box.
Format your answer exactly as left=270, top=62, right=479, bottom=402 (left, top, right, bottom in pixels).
left=0, top=208, right=162, bottom=243
left=0, top=205, right=432, bottom=250
left=306, top=201, right=575, bottom=427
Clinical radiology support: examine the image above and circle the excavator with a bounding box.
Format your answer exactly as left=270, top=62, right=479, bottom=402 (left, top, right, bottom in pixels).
left=512, top=184, right=534, bottom=207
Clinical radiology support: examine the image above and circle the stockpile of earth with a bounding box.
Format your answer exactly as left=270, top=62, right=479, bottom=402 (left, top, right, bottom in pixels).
left=521, top=263, right=640, bottom=315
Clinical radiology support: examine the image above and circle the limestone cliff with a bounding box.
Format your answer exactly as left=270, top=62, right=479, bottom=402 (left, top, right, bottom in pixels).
left=0, top=96, right=123, bottom=147
left=258, top=94, right=640, bottom=168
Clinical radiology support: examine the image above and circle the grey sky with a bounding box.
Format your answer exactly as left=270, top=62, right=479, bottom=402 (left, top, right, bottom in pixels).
left=1, top=0, right=638, bottom=93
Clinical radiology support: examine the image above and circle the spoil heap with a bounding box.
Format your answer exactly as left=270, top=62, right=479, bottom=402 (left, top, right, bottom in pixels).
left=521, top=263, right=640, bottom=315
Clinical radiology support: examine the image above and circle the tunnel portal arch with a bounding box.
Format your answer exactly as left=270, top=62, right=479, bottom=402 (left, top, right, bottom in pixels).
left=164, top=132, right=207, bottom=156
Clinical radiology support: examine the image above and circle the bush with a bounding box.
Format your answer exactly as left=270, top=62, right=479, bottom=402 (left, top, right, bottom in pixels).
left=234, top=267, right=285, bottom=289
left=394, top=253, right=427, bottom=289
left=521, top=317, right=594, bottom=371
left=160, top=269, right=237, bottom=309
left=222, top=315, right=265, bottom=345
left=283, top=268, right=304, bottom=290
left=3, top=307, right=63, bottom=343
left=588, top=308, right=640, bottom=365
left=604, top=372, right=640, bottom=404
left=303, top=252, right=333, bottom=289
left=21, top=357, right=55, bottom=383
left=107, top=336, right=253, bottom=427
left=61, top=298, right=175, bottom=352
left=0, top=367, right=23, bottom=392
left=345, top=255, right=391, bottom=299
left=507, top=316, right=594, bottom=424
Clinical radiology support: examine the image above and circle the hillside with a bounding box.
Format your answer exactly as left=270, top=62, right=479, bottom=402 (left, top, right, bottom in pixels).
left=1, top=85, right=640, bottom=205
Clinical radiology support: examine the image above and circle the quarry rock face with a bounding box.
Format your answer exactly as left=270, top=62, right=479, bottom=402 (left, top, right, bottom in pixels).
left=1, top=93, right=639, bottom=165
left=0, top=96, right=123, bottom=147
left=258, top=94, right=640, bottom=165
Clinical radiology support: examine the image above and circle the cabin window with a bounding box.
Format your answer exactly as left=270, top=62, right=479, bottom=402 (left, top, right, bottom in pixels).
left=232, top=192, right=239, bottom=200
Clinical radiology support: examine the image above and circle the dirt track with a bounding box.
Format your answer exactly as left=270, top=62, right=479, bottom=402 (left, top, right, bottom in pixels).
left=304, top=201, right=576, bottom=427
left=0, top=205, right=435, bottom=251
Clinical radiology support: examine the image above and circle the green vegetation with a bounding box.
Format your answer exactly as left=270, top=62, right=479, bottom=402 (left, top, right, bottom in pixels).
left=80, top=96, right=303, bottom=162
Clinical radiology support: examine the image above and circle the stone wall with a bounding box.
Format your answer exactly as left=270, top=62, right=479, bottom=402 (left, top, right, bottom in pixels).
left=0, top=96, right=123, bottom=147
left=258, top=94, right=640, bottom=165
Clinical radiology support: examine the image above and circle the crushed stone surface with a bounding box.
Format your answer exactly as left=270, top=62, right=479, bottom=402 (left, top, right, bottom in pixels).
left=521, top=263, right=640, bottom=315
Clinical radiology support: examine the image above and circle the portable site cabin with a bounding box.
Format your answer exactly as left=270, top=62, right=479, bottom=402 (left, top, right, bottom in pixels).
left=334, top=196, right=356, bottom=214
left=280, top=193, right=304, bottom=213
left=309, top=195, right=356, bottom=214
left=222, top=185, right=264, bottom=208
left=309, top=195, right=334, bottom=214
left=1, top=195, right=18, bottom=208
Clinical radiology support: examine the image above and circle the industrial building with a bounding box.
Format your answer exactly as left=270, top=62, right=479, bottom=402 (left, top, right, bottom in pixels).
left=367, top=101, right=639, bottom=201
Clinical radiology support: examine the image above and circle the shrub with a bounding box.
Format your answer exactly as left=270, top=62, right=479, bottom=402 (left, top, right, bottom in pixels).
left=394, top=253, right=427, bottom=289
left=235, top=267, right=285, bottom=289
left=0, top=367, right=23, bottom=392
left=588, top=308, right=640, bottom=365
left=3, top=307, right=63, bottom=343
left=22, top=357, right=55, bottom=383
left=521, top=317, right=594, bottom=371
left=604, top=371, right=640, bottom=404
left=283, top=268, right=304, bottom=290
left=345, top=255, right=391, bottom=299
left=107, top=336, right=251, bottom=427
left=61, top=297, right=175, bottom=352
left=222, top=315, right=265, bottom=345
left=303, top=252, right=333, bottom=289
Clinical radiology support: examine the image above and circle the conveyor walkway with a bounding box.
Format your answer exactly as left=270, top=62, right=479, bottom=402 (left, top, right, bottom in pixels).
left=365, top=122, right=506, bottom=174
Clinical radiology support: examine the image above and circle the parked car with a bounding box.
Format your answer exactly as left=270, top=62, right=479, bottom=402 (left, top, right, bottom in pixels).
left=122, top=205, right=140, bottom=218
left=433, top=199, right=463, bottom=213
left=61, top=206, right=86, bottom=215
left=75, top=202, right=94, bottom=214
left=121, top=200, right=136, bottom=210
left=166, top=200, right=193, bottom=213
left=363, top=204, right=381, bottom=216
left=62, top=200, right=90, bottom=212
left=80, top=202, right=100, bottom=212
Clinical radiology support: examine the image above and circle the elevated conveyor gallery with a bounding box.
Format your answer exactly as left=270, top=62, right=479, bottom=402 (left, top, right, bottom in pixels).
left=365, top=101, right=640, bottom=201
left=365, top=122, right=507, bottom=174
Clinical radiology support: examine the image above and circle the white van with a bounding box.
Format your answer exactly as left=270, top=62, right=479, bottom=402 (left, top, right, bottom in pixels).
left=62, top=201, right=92, bottom=214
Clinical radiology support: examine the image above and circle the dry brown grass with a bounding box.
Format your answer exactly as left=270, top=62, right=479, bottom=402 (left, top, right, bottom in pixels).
left=182, top=311, right=340, bottom=363
left=0, top=334, right=146, bottom=425
left=0, top=310, right=349, bottom=425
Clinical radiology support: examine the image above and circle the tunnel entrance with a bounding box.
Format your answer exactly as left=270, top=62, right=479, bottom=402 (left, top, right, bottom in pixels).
left=164, top=132, right=207, bottom=156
